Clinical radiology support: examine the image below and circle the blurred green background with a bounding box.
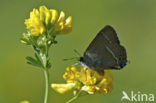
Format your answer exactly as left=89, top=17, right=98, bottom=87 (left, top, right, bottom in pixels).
left=0, top=0, right=156, bottom=103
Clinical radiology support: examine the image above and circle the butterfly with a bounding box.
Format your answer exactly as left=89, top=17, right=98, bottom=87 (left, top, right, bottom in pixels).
left=79, top=25, right=127, bottom=74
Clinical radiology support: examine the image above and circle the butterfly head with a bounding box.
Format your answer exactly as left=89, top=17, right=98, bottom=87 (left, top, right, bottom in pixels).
left=79, top=57, right=84, bottom=62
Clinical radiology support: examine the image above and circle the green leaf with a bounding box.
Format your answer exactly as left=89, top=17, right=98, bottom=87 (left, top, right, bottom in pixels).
left=27, top=61, right=41, bottom=67
left=53, top=40, right=58, bottom=44
left=26, top=56, right=42, bottom=68
left=34, top=53, right=44, bottom=68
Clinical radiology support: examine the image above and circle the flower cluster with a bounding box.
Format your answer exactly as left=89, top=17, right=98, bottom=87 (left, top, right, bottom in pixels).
left=21, top=5, right=72, bottom=46
left=24, top=6, right=72, bottom=36
left=51, top=66, right=113, bottom=95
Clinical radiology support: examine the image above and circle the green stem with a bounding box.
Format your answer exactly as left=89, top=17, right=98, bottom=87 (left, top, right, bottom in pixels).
left=66, top=90, right=82, bottom=103
left=43, top=69, right=49, bottom=103
left=66, top=96, right=78, bottom=103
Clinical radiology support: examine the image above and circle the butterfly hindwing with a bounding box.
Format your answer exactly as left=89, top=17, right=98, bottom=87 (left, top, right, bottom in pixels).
left=82, top=25, right=127, bottom=72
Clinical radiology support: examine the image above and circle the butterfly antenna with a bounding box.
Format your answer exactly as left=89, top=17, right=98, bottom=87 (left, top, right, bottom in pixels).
left=63, top=57, right=78, bottom=61
left=74, top=49, right=82, bottom=57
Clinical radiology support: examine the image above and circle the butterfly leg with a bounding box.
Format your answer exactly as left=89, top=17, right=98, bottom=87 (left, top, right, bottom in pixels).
left=72, top=63, right=80, bottom=66
left=84, top=67, right=89, bottom=80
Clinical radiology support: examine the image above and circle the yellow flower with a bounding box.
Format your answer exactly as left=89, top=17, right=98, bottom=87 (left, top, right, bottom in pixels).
left=25, top=9, right=45, bottom=36
left=63, top=66, right=80, bottom=83
left=24, top=5, right=72, bottom=36
left=51, top=66, right=113, bottom=94
left=20, top=100, right=30, bottom=103
left=51, top=83, right=76, bottom=94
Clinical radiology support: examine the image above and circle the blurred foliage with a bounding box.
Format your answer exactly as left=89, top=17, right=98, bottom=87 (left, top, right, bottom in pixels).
left=0, top=0, right=156, bottom=103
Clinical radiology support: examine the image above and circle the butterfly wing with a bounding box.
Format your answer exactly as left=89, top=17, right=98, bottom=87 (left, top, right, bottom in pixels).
left=83, top=25, right=127, bottom=72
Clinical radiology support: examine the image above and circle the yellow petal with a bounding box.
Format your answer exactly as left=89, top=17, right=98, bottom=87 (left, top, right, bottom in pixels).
left=34, top=9, right=40, bottom=17
left=96, top=70, right=113, bottom=94
left=39, top=6, right=48, bottom=22
left=79, top=67, right=96, bottom=85
left=30, top=25, right=45, bottom=36
left=20, top=100, right=30, bottom=103
left=93, top=71, right=104, bottom=81
left=81, top=86, right=99, bottom=94
left=31, top=17, right=41, bottom=26
left=30, top=29, right=40, bottom=36
left=63, top=66, right=78, bottom=80
left=30, top=9, right=35, bottom=18
left=61, top=25, right=72, bottom=34
left=45, top=10, right=51, bottom=26
left=57, top=11, right=65, bottom=23
left=65, top=16, right=72, bottom=27
left=58, top=22, right=64, bottom=30
left=28, top=15, right=45, bottom=36
left=50, top=9, right=58, bottom=24
left=62, top=16, right=72, bottom=33
left=51, top=83, right=76, bottom=94
left=55, top=11, right=66, bottom=31
left=24, top=19, right=31, bottom=29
